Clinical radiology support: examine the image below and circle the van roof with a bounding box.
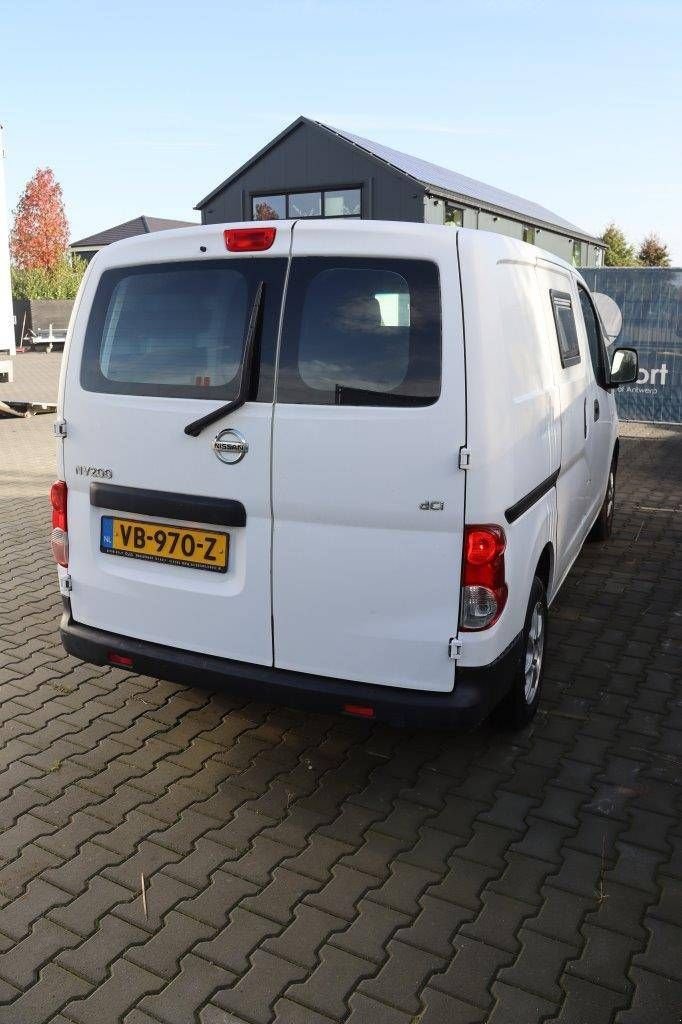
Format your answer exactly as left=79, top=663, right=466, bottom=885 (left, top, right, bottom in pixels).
left=94, top=219, right=581, bottom=279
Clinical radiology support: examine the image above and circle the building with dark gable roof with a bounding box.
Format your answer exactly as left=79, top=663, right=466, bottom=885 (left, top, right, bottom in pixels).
left=195, top=116, right=604, bottom=267
left=70, top=215, right=196, bottom=264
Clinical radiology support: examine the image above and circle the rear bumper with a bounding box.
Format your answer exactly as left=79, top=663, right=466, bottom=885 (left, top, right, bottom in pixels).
left=59, top=602, right=523, bottom=730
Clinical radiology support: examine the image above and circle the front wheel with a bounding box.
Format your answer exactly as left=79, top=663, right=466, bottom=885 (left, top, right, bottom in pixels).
left=590, top=460, right=616, bottom=542
left=494, top=576, right=547, bottom=729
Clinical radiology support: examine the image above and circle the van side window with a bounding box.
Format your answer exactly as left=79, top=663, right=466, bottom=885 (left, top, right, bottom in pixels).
left=577, top=286, right=608, bottom=387
left=550, top=290, right=581, bottom=368
left=277, top=258, right=441, bottom=406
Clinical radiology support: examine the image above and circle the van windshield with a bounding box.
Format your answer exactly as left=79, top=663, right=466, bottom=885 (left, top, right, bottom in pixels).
left=81, top=258, right=286, bottom=400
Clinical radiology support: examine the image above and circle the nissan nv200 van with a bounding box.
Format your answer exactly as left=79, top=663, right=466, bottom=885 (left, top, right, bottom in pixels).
left=52, top=221, right=638, bottom=728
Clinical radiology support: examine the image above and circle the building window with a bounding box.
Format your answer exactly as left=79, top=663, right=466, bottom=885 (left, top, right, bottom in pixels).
left=572, top=241, right=582, bottom=267
left=252, top=195, right=286, bottom=220
left=288, top=192, right=322, bottom=218
left=324, top=189, right=362, bottom=217
left=595, top=249, right=603, bottom=268
left=445, top=204, right=463, bottom=227
left=522, top=225, right=536, bottom=244
left=252, top=188, right=362, bottom=221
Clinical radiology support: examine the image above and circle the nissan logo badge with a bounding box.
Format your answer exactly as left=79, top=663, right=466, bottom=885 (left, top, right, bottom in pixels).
left=212, top=428, right=248, bottom=464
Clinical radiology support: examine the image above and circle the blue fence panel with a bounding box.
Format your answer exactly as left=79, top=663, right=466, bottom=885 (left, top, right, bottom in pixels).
left=580, top=268, right=682, bottom=423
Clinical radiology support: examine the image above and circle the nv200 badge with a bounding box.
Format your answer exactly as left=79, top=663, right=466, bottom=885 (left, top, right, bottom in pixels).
left=75, top=466, right=113, bottom=479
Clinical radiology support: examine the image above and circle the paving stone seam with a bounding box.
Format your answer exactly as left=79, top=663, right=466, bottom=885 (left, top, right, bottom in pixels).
left=359, top=743, right=535, bottom=1020
left=222, top=741, right=450, bottom=1020
left=0, top=913, right=85, bottom=991
left=536, top=666, right=663, bottom=1022
left=0, top=958, right=98, bottom=1015
left=166, top=753, right=396, bottom=1019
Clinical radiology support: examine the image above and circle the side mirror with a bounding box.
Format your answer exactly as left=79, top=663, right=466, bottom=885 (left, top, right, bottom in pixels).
left=610, top=347, right=638, bottom=386
left=592, top=292, right=623, bottom=342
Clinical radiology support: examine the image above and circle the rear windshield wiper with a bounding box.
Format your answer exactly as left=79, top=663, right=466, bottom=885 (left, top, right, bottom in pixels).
left=184, top=280, right=265, bottom=437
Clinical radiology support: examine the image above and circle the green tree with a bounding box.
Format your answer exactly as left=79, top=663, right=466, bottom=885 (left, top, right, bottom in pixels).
left=11, top=256, right=87, bottom=300
left=637, top=233, right=671, bottom=267
left=601, top=223, right=638, bottom=267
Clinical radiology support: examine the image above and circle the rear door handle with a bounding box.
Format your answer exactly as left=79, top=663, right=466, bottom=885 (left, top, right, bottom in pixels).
left=583, top=397, right=587, bottom=438
left=594, top=398, right=600, bottom=421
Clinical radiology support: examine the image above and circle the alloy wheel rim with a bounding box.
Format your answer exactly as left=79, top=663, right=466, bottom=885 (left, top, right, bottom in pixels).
left=524, top=602, right=544, bottom=704
left=606, top=471, right=615, bottom=523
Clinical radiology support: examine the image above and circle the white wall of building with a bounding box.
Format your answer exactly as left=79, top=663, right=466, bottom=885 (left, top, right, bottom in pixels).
left=0, top=126, right=15, bottom=356
left=477, top=211, right=523, bottom=239
left=422, top=194, right=603, bottom=267
left=462, top=208, right=478, bottom=230
left=534, top=229, right=574, bottom=263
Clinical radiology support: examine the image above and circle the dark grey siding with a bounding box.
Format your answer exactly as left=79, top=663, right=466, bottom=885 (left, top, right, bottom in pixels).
left=199, top=121, right=423, bottom=225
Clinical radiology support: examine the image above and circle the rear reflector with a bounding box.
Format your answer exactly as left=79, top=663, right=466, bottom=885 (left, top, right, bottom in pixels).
left=224, top=227, right=276, bottom=252
left=50, top=529, right=69, bottom=568
left=108, top=652, right=134, bottom=667
left=343, top=704, right=375, bottom=719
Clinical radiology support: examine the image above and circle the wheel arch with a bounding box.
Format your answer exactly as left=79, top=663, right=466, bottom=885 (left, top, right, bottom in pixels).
left=535, top=542, right=554, bottom=597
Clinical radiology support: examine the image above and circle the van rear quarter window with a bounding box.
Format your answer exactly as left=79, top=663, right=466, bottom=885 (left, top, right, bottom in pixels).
left=80, top=259, right=286, bottom=400
left=550, top=290, right=581, bottom=368
left=277, top=258, right=441, bottom=406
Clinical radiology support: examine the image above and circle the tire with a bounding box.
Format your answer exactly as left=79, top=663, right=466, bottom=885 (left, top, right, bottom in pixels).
left=590, top=459, right=616, bottom=542
left=494, top=576, right=547, bottom=729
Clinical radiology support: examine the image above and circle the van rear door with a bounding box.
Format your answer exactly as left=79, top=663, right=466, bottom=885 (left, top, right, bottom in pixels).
left=62, top=225, right=290, bottom=666
left=271, top=222, right=465, bottom=692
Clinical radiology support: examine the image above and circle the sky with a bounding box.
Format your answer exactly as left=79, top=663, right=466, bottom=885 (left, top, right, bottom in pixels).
left=1, top=0, right=681, bottom=260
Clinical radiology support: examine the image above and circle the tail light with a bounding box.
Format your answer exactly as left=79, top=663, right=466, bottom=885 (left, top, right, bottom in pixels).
left=224, top=227, right=276, bottom=252
left=343, top=703, right=375, bottom=719
left=460, top=525, right=507, bottom=630
left=50, top=480, right=69, bottom=567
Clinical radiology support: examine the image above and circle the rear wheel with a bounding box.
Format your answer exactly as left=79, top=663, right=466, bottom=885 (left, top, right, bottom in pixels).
left=590, top=460, right=616, bottom=541
left=494, top=575, right=547, bottom=729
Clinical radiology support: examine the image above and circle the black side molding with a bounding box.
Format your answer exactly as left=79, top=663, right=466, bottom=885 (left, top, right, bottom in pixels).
left=504, top=468, right=560, bottom=525
left=90, top=483, right=246, bottom=528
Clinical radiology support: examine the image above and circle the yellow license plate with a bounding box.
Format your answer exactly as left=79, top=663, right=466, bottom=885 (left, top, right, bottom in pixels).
left=100, top=516, right=228, bottom=573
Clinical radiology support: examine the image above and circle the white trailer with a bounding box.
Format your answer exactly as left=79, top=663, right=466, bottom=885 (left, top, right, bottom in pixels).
left=0, top=124, right=15, bottom=369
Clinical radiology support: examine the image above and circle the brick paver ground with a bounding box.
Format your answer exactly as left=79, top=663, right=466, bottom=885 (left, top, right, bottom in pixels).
left=0, top=380, right=680, bottom=1022
left=0, top=350, right=62, bottom=403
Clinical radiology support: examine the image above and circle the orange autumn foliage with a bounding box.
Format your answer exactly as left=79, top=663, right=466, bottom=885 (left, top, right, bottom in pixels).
left=10, top=168, right=69, bottom=270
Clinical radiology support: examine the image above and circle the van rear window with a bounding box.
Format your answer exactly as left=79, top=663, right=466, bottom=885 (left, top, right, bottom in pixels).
left=81, top=259, right=286, bottom=400
left=277, top=258, right=441, bottom=406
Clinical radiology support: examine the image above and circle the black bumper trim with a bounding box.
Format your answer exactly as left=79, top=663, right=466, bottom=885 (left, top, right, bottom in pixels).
left=59, top=603, right=522, bottom=730
left=90, top=483, right=246, bottom=528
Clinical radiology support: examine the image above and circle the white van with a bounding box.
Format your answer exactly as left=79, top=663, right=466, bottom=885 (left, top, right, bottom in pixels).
left=52, top=221, right=637, bottom=728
